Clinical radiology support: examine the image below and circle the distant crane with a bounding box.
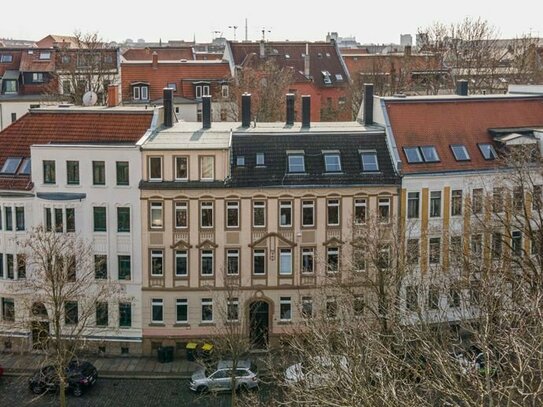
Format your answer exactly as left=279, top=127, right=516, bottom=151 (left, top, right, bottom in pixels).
left=228, top=25, right=238, bottom=41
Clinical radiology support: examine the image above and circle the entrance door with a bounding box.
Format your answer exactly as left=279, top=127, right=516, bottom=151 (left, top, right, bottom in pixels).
left=31, top=321, right=49, bottom=350
left=249, top=301, right=269, bottom=349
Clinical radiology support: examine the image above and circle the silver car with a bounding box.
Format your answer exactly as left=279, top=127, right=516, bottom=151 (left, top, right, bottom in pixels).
left=189, top=359, right=259, bottom=393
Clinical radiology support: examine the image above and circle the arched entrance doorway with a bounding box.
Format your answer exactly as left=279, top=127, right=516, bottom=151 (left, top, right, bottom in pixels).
left=30, top=302, right=49, bottom=350
left=249, top=301, right=269, bottom=349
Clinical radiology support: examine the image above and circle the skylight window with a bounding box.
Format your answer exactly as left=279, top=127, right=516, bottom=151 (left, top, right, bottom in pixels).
left=478, top=143, right=498, bottom=160
left=360, top=151, right=379, bottom=172
left=1, top=157, right=22, bottom=174
left=19, top=158, right=31, bottom=175
left=335, top=74, right=343, bottom=81
left=451, top=144, right=470, bottom=161
left=322, top=71, right=332, bottom=85
left=256, top=153, right=265, bottom=166
left=420, top=146, right=440, bottom=162
left=236, top=156, right=245, bottom=166
left=288, top=154, right=305, bottom=173
left=324, top=153, right=342, bottom=172
left=404, top=147, right=423, bottom=163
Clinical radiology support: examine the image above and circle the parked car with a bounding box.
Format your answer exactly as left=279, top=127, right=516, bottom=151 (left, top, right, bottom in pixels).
left=452, top=349, right=498, bottom=377
left=189, top=359, right=258, bottom=393
left=284, top=355, right=349, bottom=389
left=28, top=360, right=98, bottom=397
left=0, top=363, right=4, bottom=378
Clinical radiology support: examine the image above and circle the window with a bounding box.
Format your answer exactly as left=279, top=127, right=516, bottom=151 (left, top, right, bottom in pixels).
left=167, top=83, right=177, bottom=91
left=288, top=154, right=305, bottom=173
left=2, top=298, right=15, bottom=322
left=406, top=239, right=420, bottom=266
left=471, top=234, right=483, bottom=257
left=148, top=157, right=162, bottom=181
left=236, top=156, right=245, bottom=166
left=200, top=201, right=213, bottom=228
left=324, top=153, right=342, bottom=172
left=94, top=255, right=108, bottom=279
left=450, top=236, right=463, bottom=258
left=451, top=144, right=470, bottom=161
left=200, top=156, right=214, bottom=180
left=492, top=232, right=503, bottom=259
left=428, top=286, right=440, bottom=310
left=407, top=192, right=420, bottom=219
left=43, top=160, right=56, bottom=184
left=420, top=146, right=440, bottom=162
left=327, top=199, right=340, bottom=226
left=62, top=80, right=71, bottom=94
left=226, top=201, right=239, bottom=228
left=17, top=254, right=26, bottom=279
left=253, top=201, right=266, bottom=227
left=1, top=158, right=22, bottom=174
left=451, top=190, right=463, bottom=216
left=280, top=297, right=292, bottom=321
left=118, top=255, right=131, bottom=280
left=512, top=231, right=523, bottom=257
left=54, top=208, right=63, bottom=232
left=301, top=297, right=313, bottom=319
left=533, top=185, right=542, bottom=211
left=15, top=207, right=25, bottom=231
left=302, top=200, right=315, bottom=227
left=93, top=207, right=107, bottom=232
left=195, top=85, right=210, bottom=98
left=472, top=189, right=483, bottom=214
left=221, top=84, right=229, bottom=98
left=256, top=153, right=265, bottom=166
left=151, top=250, right=164, bottom=276
left=176, top=299, right=188, bottom=323
left=119, top=303, right=132, bottom=327
left=279, top=201, right=292, bottom=227
left=151, top=299, right=164, bottom=323
left=32, top=72, right=44, bottom=83
left=378, top=198, right=391, bottom=223
left=0, top=54, right=13, bottom=63
left=404, top=147, right=423, bottom=163
left=39, top=51, right=51, bottom=60
left=429, top=237, right=441, bottom=264
left=150, top=202, right=163, bottom=229
left=478, top=143, right=497, bottom=160
left=201, top=250, right=214, bottom=276
left=175, top=202, right=188, bottom=229
left=406, top=286, right=418, bottom=311
left=175, top=157, right=188, bottom=180
left=430, top=191, right=442, bottom=218
left=449, top=287, right=461, bottom=308
left=279, top=248, right=292, bottom=275
left=96, top=302, right=108, bottom=327
left=4, top=207, right=12, bottom=231
left=354, top=198, right=367, bottom=224
left=227, top=298, right=239, bottom=322
left=513, top=187, right=524, bottom=212
left=116, top=162, right=129, bottom=186
left=326, top=297, right=338, bottom=319
left=253, top=249, right=266, bottom=275
left=353, top=248, right=366, bottom=272
left=92, top=161, right=105, bottom=185
left=117, top=207, right=130, bottom=232
left=201, top=298, right=213, bottom=322
left=301, top=248, right=314, bottom=273
left=6, top=254, right=14, bottom=279
left=19, top=158, right=31, bottom=175
left=227, top=249, right=239, bottom=275
left=327, top=247, right=339, bottom=273
left=175, top=250, right=188, bottom=277
left=66, top=208, right=75, bottom=233
left=66, top=161, right=79, bottom=185
left=65, top=301, right=78, bottom=325
left=360, top=151, right=379, bottom=171
left=132, top=85, right=149, bottom=101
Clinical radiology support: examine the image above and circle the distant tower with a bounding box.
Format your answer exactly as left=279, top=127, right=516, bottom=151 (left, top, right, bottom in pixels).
left=400, top=34, right=412, bottom=47
left=245, top=18, right=248, bottom=41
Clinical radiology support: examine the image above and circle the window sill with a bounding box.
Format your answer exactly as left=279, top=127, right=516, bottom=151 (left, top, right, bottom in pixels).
left=173, top=323, right=190, bottom=327
left=200, top=275, right=215, bottom=279
left=174, top=275, right=189, bottom=279
left=198, top=322, right=215, bottom=327
left=277, top=321, right=292, bottom=325
left=149, top=323, right=166, bottom=327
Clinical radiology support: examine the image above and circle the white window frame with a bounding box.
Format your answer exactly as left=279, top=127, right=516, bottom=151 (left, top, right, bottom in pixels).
left=151, top=298, right=164, bottom=323
left=252, top=201, right=266, bottom=228
left=175, top=201, right=188, bottom=229
left=378, top=197, right=391, bottom=223
left=226, top=201, right=239, bottom=228
left=324, top=153, right=342, bottom=172
left=200, top=250, right=214, bottom=276
left=301, top=248, right=314, bottom=274
left=133, top=86, right=140, bottom=100
left=148, top=157, right=162, bottom=181
left=199, top=156, right=215, bottom=181
left=150, top=202, right=163, bottom=229
left=140, top=86, right=149, bottom=101
left=256, top=153, right=265, bottom=166
left=226, top=297, right=239, bottom=322
left=279, top=297, right=292, bottom=321
left=226, top=249, right=240, bottom=275
left=327, top=247, right=340, bottom=273
left=151, top=250, right=164, bottom=276
left=354, top=198, right=367, bottom=225
left=176, top=299, right=188, bottom=323
left=174, top=156, right=188, bottom=181
left=288, top=154, right=305, bottom=173
left=175, top=250, right=188, bottom=277
left=253, top=249, right=266, bottom=275
left=201, top=298, right=213, bottom=322
left=200, top=201, right=214, bottom=228
left=279, top=248, right=293, bottom=275
left=302, top=200, right=315, bottom=227
left=360, top=151, right=379, bottom=172
left=327, top=199, right=340, bottom=226
left=279, top=201, right=292, bottom=227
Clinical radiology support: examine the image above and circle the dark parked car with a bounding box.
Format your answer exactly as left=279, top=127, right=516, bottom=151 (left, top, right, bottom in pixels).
left=29, top=360, right=98, bottom=397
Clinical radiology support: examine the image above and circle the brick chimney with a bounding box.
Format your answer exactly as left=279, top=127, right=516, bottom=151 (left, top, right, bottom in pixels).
left=304, top=43, right=310, bottom=77
left=107, top=84, right=119, bottom=108
left=404, top=45, right=412, bottom=56
left=259, top=40, right=266, bottom=58
left=152, top=51, right=158, bottom=69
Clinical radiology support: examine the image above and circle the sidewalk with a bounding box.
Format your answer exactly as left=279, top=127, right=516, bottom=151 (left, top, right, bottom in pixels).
left=0, top=351, right=271, bottom=380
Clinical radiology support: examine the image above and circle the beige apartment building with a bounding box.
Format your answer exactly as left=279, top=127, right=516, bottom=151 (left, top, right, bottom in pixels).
left=138, top=93, right=400, bottom=354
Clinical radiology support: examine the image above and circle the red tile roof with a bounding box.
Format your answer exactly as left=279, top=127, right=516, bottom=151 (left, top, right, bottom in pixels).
left=0, top=110, right=154, bottom=191
left=123, top=47, right=194, bottom=61
left=385, top=96, right=543, bottom=174
left=228, top=41, right=349, bottom=88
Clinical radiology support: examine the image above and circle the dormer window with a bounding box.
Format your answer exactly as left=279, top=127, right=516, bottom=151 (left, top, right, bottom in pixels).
left=420, top=146, right=440, bottom=162
left=0, top=54, right=13, bottom=63
left=39, top=51, right=51, bottom=60
left=236, top=156, right=245, bottom=167
left=1, top=157, right=22, bottom=174
left=132, top=84, right=149, bottom=101
left=322, top=71, right=332, bottom=85
left=19, top=158, right=31, bottom=175
left=478, top=143, right=498, bottom=160
left=324, top=152, right=342, bottom=172
left=288, top=153, right=305, bottom=173
left=256, top=153, right=265, bottom=166
left=32, top=73, right=44, bottom=83
left=167, top=83, right=177, bottom=92
left=360, top=151, right=379, bottom=172
left=451, top=144, right=470, bottom=161
left=404, top=147, right=423, bottom=163
left=195, top=84, right=210, bottom=99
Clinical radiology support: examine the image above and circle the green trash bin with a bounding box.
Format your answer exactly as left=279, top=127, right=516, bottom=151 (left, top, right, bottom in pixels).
left=164, top=346, right=174, bottom=363
left=157, top=347, right=166, bottom=363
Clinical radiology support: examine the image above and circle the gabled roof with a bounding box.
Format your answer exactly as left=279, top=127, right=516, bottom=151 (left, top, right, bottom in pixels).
left=383, top=95, right=543, bottom=174
left=227, top=41, right=349, bottom=88
left=0, top=108, right=154, bottom=191
left=122, top=47, right=194, bottom=61
left=19, top=49, right=56, bottom=72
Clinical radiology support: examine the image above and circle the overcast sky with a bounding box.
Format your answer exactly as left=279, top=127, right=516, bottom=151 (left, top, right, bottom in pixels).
left=2, top=0, right=541, bottom=44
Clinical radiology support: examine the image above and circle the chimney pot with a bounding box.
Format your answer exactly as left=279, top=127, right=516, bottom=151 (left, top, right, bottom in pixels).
left=456, top=80, right=469, bottom=96
left=163, top=88, right=174, bottom=128
left=301, top=95, right=311, bottom=128
left=241, top=93, right=251, bottom=128
left=202, top=95, right=212, bottom=129
left=363, top=83, right=374, bottom=126
left=286, top=93, right=295, bottom=126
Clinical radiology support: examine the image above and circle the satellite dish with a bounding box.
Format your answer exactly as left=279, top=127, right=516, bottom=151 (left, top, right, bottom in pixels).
left=82, top=91, right=98, bottom=106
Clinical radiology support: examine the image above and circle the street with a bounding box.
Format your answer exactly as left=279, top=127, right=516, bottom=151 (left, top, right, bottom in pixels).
left=0, top=376, right=275, bottom=407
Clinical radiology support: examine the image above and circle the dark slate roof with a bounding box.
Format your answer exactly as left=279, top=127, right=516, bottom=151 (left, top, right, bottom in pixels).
left=229, top=132, right=398, bottom=188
